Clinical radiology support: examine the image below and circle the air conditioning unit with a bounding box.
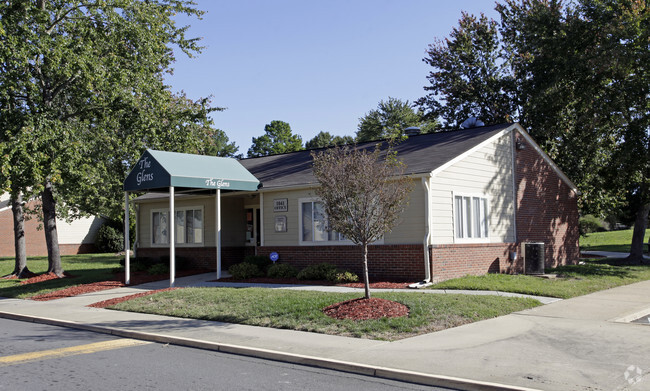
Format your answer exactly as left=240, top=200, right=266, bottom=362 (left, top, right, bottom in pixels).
left=524, top=242, right=545, bottom=275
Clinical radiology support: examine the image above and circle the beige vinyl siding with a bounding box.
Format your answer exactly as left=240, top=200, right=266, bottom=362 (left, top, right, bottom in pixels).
left=56, top=217, right=104, bottom=244
left=384, top=184, right=425, bottom=244
left=137, top=195, right=246, bottom=247
left=262, top=188, right=318, bottom=246
left=430, top=132, right=515, bottom=244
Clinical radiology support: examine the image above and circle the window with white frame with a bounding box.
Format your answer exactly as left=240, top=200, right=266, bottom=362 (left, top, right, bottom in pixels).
left=152, top=207, right=203, bottom=245
left=300, top=199, right=346, bottom=243
left=454, top=195, right=489, bottom=240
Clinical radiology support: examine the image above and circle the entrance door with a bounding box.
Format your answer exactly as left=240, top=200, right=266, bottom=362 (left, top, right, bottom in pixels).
left=245, top=208, right=260, bottom=246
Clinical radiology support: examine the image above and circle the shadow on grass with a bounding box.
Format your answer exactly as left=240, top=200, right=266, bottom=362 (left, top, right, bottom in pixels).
left=551, top=258, right=650, bottom=279
left=0, top=267, right=118, bottom=299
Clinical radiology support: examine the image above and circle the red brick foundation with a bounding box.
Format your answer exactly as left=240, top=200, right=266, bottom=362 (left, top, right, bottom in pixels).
left=256, top=244, right=425, bottom=282
left=429, top=243, right=520, bottom=283
left=136, top=246, right=255, bottom=270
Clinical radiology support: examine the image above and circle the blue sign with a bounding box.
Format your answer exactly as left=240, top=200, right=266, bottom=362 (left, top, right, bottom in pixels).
left=269, top=252, right=279, bottom=263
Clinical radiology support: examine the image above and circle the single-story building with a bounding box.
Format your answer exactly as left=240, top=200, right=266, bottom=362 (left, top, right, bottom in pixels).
left=124, top=123, right=579, bottom=284
left=0, top=193, right=104, bottom=257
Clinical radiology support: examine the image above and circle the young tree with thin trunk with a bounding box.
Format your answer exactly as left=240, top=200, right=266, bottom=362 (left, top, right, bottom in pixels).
left=311, top=145, right=413, bottom=299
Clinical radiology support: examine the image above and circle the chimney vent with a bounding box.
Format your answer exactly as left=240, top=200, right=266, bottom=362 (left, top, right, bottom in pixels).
left=404, top=126, right=421, bottom=137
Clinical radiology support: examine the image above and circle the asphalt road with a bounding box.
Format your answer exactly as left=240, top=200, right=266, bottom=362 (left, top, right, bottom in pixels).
left=0, top=318, right=457, bottom=391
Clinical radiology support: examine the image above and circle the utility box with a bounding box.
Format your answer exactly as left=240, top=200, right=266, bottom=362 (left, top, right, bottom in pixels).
left=524, top=242, right=545, bottom=275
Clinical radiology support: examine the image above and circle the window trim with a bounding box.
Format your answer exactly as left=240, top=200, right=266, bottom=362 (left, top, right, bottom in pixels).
left=452, top=193, right=490, bottom=243
left=297, top=197, right=353, bottom=246
left=151, top=206, right=204, bottom=247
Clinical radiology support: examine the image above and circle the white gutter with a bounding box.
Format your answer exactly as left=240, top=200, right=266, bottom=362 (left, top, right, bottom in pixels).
left=410, top=176, right=433, bottom=288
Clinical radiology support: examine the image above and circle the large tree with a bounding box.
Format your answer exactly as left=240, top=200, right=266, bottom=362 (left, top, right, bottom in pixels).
left=0, top=0, right=212, bottom=276
left=311, top=145, right=413, bottom=299
left=305, top=131, right=354, bottom=149
left=417, top=12, right=515, bottom=129
left=357, top=97, right=436, bottom=142
left=247, top=120, right=303, bottom=157
left=420, top=0, right=649, bottom=261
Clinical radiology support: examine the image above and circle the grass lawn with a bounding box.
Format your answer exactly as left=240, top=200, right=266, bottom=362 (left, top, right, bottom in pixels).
left=109, top=288, right=541, bottom=340
left=0, top=254, right=122, bottom=299
left=580, top=228, right=650, bottom=252
left=430, top=258, right=650, bottom=299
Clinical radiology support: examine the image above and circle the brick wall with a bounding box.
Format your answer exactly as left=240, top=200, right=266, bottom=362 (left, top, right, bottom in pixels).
left=1, top=201, right=97, bottom=258
left=136, top=246, right=255, bottom=270
left=514, top=133, right=580, bottom=268
left=429, top=243, right=520, bottom=283
left=256, top=244, right=425, bottom=281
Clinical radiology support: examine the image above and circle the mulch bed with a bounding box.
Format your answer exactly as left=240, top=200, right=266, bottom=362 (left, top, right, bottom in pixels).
left=88, top=288, right=180, bottom=309
left=214, top=277, right=411, bottom=289
left=323, top=297, right=409, bottom=320
left=24, top=269, right=210, bottom=302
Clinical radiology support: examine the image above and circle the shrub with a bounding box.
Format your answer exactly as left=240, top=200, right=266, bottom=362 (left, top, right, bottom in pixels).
left=296, top=263, right=338, bottom=280
left=244, top=255, right=272, bottom=273
left=96, top=223, right=124, bottom=253
left=328, top=270, right=359, bottom=284
left=267, top=263, right=298, bottom=279
left=229, top=262, right=264, bottom=279
left=147, top=263, right=169, bottom=275
left=579, top=214, right=605, bottom=236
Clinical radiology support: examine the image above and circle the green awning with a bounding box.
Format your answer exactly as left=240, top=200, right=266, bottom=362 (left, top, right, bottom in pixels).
left=124, top=149, right=260, bottom=192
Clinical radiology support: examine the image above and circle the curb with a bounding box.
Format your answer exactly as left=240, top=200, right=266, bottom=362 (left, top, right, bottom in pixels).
left=0, top=310, right=542, bottom=391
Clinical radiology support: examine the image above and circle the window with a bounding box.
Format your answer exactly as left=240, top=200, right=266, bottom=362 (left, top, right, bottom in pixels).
left=454, top=195, right=488, bottom=240
left=300, top=199, right=346, bottom=244
left=152, top=207, right=203, bottom=246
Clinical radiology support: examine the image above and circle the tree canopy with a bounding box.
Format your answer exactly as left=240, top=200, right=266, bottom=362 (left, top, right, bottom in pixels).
left=247, top=120, right=303, bottom=157
left=356, top=97, right=436, bottom=142
left=0, top=0, right=226, bottom=275
left=305, top=131, right=354, bottom=149
left=419, top=0, right=649, bottom=261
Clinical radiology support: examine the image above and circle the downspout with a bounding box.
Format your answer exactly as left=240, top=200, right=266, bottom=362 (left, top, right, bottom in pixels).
left=511, top=131, right=519, bottom=265
left=409, top=176, right=432, bottom=288
left=134, top=204, right=139, bottom=259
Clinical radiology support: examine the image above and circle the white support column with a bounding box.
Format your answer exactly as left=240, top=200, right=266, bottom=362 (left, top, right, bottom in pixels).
left=124, top=192, right=130, bottom=285
left=259, top=192, right=264, bottom=246
left=216, top=189, right=222, bottom=279
left=169, top=186, right=175, bottom=287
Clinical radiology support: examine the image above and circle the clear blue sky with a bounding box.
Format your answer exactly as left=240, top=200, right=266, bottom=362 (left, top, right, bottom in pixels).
left=165, top=0, right=500, bottom=154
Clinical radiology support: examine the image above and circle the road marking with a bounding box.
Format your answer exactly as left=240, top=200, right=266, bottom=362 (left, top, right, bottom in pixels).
left=0, top=338, right=151, bottom=366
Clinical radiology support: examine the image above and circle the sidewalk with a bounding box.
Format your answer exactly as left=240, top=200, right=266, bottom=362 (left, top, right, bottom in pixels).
left=1, top=273, right=650, bottom=391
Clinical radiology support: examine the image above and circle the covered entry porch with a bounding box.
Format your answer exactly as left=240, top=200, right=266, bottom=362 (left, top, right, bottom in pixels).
left=123, top=149, right=260, bottom=286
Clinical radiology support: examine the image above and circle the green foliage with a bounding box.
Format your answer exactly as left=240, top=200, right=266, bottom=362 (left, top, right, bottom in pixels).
left=296, top=263, right=338, bottom=280
left=416, top=13, right=514, bottom=128
left=579, top=214, right=606, bottom=236
left=327, top=270, right=359, bottom=284
left=267, top=263, right=298, bottom=279
left=95, top=223, right=125, bottom=253
left=247, top=120, right=303, bottom=157
left=228, top=262, right=264, bottom=279
left=147, top=263, right=169, bottom=275
left=243, top=255, right=272, bottom=273
left=356, top=97, right=436, bottom=142
left=305, top=131, right=354, bottom=149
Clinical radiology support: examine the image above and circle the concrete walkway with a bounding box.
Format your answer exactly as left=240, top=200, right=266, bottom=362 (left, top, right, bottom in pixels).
left=1, top=273, right=650, bottom=391
left=582, top=250, right=650, bottom=261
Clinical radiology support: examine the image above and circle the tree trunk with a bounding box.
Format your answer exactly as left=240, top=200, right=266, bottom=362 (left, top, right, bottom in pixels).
left=42, top=179, right=64, bottom=276
left=362, top=243, right=371, bottom=299
left=627, top=202, right=649, bottom=264
left=9, top=192, right=32, bottom=278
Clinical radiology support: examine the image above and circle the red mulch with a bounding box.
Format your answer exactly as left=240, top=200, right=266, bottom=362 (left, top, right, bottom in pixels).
left=24, top=269, right=210, bottom=301
left=323, top=297, right=409, bottom=320
left=88, top=287, right=180, bottom=308
left=214, top=277, right=411, bottom=289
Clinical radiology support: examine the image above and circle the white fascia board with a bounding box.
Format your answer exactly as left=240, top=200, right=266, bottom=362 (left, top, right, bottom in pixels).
left=512, top=123, right=581, bottom=195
